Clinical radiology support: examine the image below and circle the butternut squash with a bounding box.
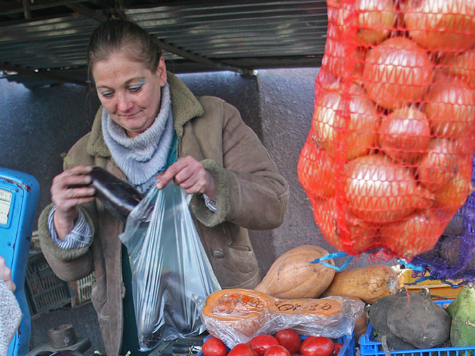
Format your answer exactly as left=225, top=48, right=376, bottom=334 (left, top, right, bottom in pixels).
left=201, top=288, right=343, bottom=337
left=321, top=265, right=399, bottom=304
left=254, top=245, right=336, bottom=299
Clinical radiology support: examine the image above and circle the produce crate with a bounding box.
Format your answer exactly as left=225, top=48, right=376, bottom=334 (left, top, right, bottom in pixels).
left=70, top=272, right=95, bottom=308
left=358, top=300, right=475, bottom=356
left=196, top=334, right=355, bottom=356
left=25, top=251, right=72, bottom=318
left=398, top=269, right=462, bottom=300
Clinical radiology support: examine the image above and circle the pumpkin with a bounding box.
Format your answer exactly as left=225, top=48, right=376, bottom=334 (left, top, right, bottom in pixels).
left=321, top=265, right=399, bottom=304
left=201, top=288, right=344, bottom=338
left=347, top=296, right=368, bottom=340
left=254, top=245, right=336, bottom=299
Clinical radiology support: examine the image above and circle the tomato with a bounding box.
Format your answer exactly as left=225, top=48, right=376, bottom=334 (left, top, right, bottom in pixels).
left=249, top=335, right=280, bottom=356
left=274, top=329, right=301, bottom=355
left=228, top=344, right=258, bottom=356
left=332, top=343, right=343, bottom=356
left=300, top=337, right=334, bottom=356
left=264, top=345, right=291, bottom=356
left=202, top=337, right=228, bottom=356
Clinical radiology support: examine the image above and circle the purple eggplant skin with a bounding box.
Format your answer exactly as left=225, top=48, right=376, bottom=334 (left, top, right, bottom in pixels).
left=89, top=166, right=144, bottom=222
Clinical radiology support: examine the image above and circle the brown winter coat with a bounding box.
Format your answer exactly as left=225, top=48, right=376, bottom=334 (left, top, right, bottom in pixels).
left=38, top=72, right=289, bottom=356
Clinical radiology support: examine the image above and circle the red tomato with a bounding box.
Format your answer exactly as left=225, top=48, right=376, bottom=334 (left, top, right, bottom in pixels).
left=332, top=343, right=343, bottom=356
left=274, top=329, right=301, bottom=355
left=249, top=335, right=280, bottom=356
left=228, top=344, right=258, bottom=356
left=300, top=337, right=334, bottom=356
left=202, top=337, right=228, bottom=356
left=264, top=345, right=291, bottom=356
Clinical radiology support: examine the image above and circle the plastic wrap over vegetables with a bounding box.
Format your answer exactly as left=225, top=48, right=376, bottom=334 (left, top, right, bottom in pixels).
left=298, top=0, right=475, bottom=261
left=120, top=182, right=221, bottom=351
left=201, top=288, right=364, bottom=348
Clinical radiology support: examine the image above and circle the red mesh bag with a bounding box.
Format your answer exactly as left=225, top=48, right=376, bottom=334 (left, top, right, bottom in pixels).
left=298, top=0, right=475, bottom=261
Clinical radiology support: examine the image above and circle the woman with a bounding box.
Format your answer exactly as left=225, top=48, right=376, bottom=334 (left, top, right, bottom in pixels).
left=0, top=256, right=15, bottom=292
left=38, top=19, right=289, bottom=355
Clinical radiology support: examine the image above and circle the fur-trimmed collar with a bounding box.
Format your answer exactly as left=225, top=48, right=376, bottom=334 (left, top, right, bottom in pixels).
left=87, top=72, right=204, bottom=158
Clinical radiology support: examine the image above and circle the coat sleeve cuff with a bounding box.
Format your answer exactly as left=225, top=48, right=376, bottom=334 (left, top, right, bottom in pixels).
left=190, top=159, right=231, bottom=227
left=38, top=203, right=95, bottom=261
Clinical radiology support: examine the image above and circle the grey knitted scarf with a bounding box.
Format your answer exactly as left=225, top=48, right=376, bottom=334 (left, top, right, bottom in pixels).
left=0, top=280, right=22, bottom=355
left=102, top=83, right=174, bottom=193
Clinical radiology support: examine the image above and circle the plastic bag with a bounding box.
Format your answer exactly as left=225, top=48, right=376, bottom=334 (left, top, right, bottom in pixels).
left=297, top=0, right=475, bottom=261
left=201, top=288, right=364, bottom=348
left=120, top=182, right=221, bottom=351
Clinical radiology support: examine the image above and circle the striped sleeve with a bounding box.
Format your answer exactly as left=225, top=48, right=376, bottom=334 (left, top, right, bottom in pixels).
left=48, top=206, right=92, bottom=249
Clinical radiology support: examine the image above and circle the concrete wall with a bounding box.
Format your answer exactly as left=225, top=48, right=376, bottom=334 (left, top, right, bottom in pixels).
left=0, top=68, right=372, bottom=354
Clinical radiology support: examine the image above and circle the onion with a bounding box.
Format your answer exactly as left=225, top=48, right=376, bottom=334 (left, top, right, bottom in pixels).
left=379, top=107, right=431, bottom=164
left=433, top=156, right=472, bottom=211
left=440, top=48, right=475, bottom=86
left=337, top=0, right=397, bottom=46
left=312, top=83, right=380, bottom=160
left=379, top=209, right=446, bottom=260
left=416, top=138, right=458, bottom=192
left=423, top=73, right=475, bottom=139
left=404, top=0, right=475, bottom=52
left=314, top=197, right=379, bottom=254
left=297, top=138, right=335, bottom=200
left=363, top=37, right=434, bottom=110
left=321, top=38, right=367, bottom=84
left=345, top=154, right=434, bottom=222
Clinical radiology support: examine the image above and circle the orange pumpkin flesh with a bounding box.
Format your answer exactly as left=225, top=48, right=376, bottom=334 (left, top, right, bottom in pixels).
left=202, top=289, right=344, bottom=337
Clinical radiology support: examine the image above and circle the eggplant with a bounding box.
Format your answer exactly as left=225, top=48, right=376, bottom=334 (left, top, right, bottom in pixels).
left=89, top=166, right=144, bottom=221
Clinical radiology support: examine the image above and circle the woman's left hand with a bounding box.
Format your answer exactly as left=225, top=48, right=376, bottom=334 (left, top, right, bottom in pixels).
left=156, top=156, right=216, bottom=200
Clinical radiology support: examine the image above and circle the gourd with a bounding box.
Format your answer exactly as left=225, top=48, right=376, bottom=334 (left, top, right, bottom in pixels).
left=254, top=245, right=336, bottom=299
left=321, top=265, right=399, bottom=304
left=351, top=297, right=369, bottom=340
left=201, top=288, right=344, bottom=338
left=449, top=285, right=475, bottom=346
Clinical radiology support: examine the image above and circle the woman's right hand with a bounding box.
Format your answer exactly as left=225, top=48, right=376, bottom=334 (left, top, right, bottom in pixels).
left=0, top=256, right=15, bottom=292
left=51, top=165, right=95, bottom=240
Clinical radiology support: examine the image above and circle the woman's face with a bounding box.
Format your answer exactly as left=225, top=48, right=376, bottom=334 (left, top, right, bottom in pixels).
left=92, top=52, right=167, bottom=138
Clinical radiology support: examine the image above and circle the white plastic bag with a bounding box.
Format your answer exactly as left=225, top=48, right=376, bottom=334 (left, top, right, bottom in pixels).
left=120, top=182, right=221, bottom=351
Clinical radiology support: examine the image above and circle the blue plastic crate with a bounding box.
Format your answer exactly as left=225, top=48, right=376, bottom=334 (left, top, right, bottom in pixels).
left=197, top=333, right=355, bottom=356
left=358, top=300, right=475, bottom=356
